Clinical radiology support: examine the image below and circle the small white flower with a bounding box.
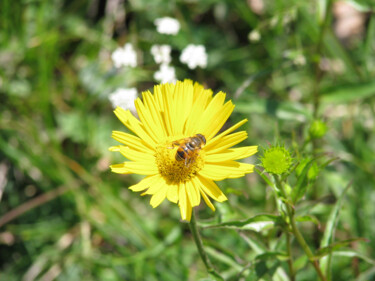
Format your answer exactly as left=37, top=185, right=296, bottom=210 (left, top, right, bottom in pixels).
left=248, top=30, right=261, bottom=42
left=294, top=54, right=306, bottom=66
left=108, top=88, right=137, bottom=112
left=111, top=43, right=137, bottom=68
left=283, top=50, right=306, bottom=66
left=180, top=44, right=207, bottom=69
left=154, top=17, right=180, bottom=35
left=154, top=64, right=176, bottom=83
left=150, top=44, right=172, bottom=64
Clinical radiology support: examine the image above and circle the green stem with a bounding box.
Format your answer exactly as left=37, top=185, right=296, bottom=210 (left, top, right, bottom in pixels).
left=289, top=213, right=327, bottom=281
left=273, top=175, right=327, bottom=281
left=188, top=210, right=224, bottom=280
left=286, top=232, right=295, bottom=281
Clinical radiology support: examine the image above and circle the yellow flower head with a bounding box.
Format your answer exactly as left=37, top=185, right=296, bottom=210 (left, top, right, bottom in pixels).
left=109, top=80, right=257, bottom=221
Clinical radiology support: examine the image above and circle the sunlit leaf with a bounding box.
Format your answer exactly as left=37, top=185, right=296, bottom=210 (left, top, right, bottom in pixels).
left=314, top=238, right=368, bottom=260
left=203, top=214, right=283, bottom=231
left=291, top=159, right=315, bottom=203
left=320, top=181, right=352, bottom=278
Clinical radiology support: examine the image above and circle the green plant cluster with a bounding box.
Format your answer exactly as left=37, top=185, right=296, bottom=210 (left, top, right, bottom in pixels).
left=1, top=0, right=375, bottom=280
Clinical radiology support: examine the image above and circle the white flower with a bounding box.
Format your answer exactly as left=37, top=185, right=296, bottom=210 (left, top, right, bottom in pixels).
left=150, top=44, right=172, bottom=64
left=154, top=64, right=176, bottom=83
left=154, top=17, right=180, bottom=35
left=248, top=30, right=261, bottom=42
left=294, top=54, right=306, bottom=66
left=108, top=88, right=137, bottom=112
left=111, top=43, right=137, bottom=68
left=180, top=44, right=207, bottom=69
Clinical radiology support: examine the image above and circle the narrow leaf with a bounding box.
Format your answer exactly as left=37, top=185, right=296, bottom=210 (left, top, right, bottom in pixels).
left=320, top=181, right=352, bottom=278
left=255, top=167, right=274, bottom=188
left=295, top=215, right=320, bottom=228
left=333, top=250, right=375, bottom=265
left=315, top=238, right=368, bottom=260
left=291, top=159, right=315, bottom=203
left=255, top=252, right=289, bottom=261
left=203, top=214, right=282, bottom=231
left=321, top=81, right=375, bottom=103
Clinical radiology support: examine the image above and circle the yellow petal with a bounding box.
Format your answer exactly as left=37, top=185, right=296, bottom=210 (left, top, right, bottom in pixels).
left=185, top=201, right=192, bottom=222
left=143, top=176, right=166, bottom=195
left=186, top=180, right=200, bottom=207
left=202, top=161, right=254, bottom=179
left=116, top=146, right=155, bottom=162
left=129, top=175, right=160, bottom=192
left=167, top=184, right=179, bottom=203
left=110, top=161, right=158, bottom=175
left=150, top=185, right=168, bottom=208
left=109, top=163, right=128, bottom=174
left=208, top=119, right=247, bottom=144
left=178, top=183, right=187, bottom=220
left=142, top=91, right=167, bottom=138
left=205, top=131, right=248, bottom=154
left=112, top=131, right=153, bottom=154
left=206, top=146, right=258, bottom=162
left=114, top=107, right=157, bottom=146
left=195, top=92, right=231, bottom=139
left=199, top=99, right=235, bottom=140
left=172, top=81, right=193, bottom=135
left=199, top=165, right=228, bottom=181
left=160, top=83, right=176, bottom=136
left=197, top=176, right=227, bottom=202
left=135, top=97, right=165, bottom=141
left=192, top=177, right=215, bottom=211
left=184, top=86, right=212, bottom=135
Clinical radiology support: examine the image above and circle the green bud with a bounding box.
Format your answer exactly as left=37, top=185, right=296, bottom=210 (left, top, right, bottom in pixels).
left=309, top=120, right=327, bottom=139
left=260, top=146, right=292, bottom=175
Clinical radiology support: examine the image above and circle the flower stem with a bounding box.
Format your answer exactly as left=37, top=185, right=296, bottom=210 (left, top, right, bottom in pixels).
left=290, top=214, right=327, bottom=281
left=273, top=175, right=327, bottom=281
left=188, top=210, right=224, bottom=281
left=286, top=232, right=295, bottom=281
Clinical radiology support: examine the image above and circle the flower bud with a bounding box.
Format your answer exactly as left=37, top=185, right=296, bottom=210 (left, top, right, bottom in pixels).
left=260, top=146, right=292, bottom=175
left=309, top=120, right=327, bottom=139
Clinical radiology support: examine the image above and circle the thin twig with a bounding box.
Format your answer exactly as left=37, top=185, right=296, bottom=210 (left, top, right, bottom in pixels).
left=0, top=185, right=72, bottom=228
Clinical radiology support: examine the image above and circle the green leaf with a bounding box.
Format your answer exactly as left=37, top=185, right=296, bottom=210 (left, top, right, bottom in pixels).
left=239, top=233, right=267, bottom=254
left=255, top=167, right=274, bottom=188
left=205, top=247, right=242, bottom=272
left=317, top=0, right=328, bottom=24
left=319, top=156, right=339, bottom=170
left=202, top=214, right=283, bottom=231
left=255, top=252, right=289, bottom=262
left=314, top=238, right=368, bottom=260
left=346, top=0, right=374, bottom=12
left=291, top=159, right=315, bottom=203
left=321, top=81, right=375, bottom=103
left=235, top=99, right=312, bottom=121
left=295, top=215, right=320, bottom=227
left=332, top=250, right=375, bottom=265
left=319, top=181, right=352, bottom=278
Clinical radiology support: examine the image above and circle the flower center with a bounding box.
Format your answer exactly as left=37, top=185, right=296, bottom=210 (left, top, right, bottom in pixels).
left=155, top=138, right=205, bottom=184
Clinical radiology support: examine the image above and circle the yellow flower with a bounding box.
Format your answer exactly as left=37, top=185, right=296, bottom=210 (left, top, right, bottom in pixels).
left=109, top=80, right=257, bottom=221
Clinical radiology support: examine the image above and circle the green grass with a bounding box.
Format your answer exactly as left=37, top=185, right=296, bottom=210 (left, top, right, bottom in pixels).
left=1, top=0, right=375, bottom=280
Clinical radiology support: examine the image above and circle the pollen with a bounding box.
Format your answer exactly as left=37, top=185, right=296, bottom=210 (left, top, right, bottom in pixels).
left=155, top=140, right=205, bottom=184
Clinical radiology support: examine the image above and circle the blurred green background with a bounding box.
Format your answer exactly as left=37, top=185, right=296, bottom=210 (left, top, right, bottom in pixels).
left=1, top=0, right=375, bottom=280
